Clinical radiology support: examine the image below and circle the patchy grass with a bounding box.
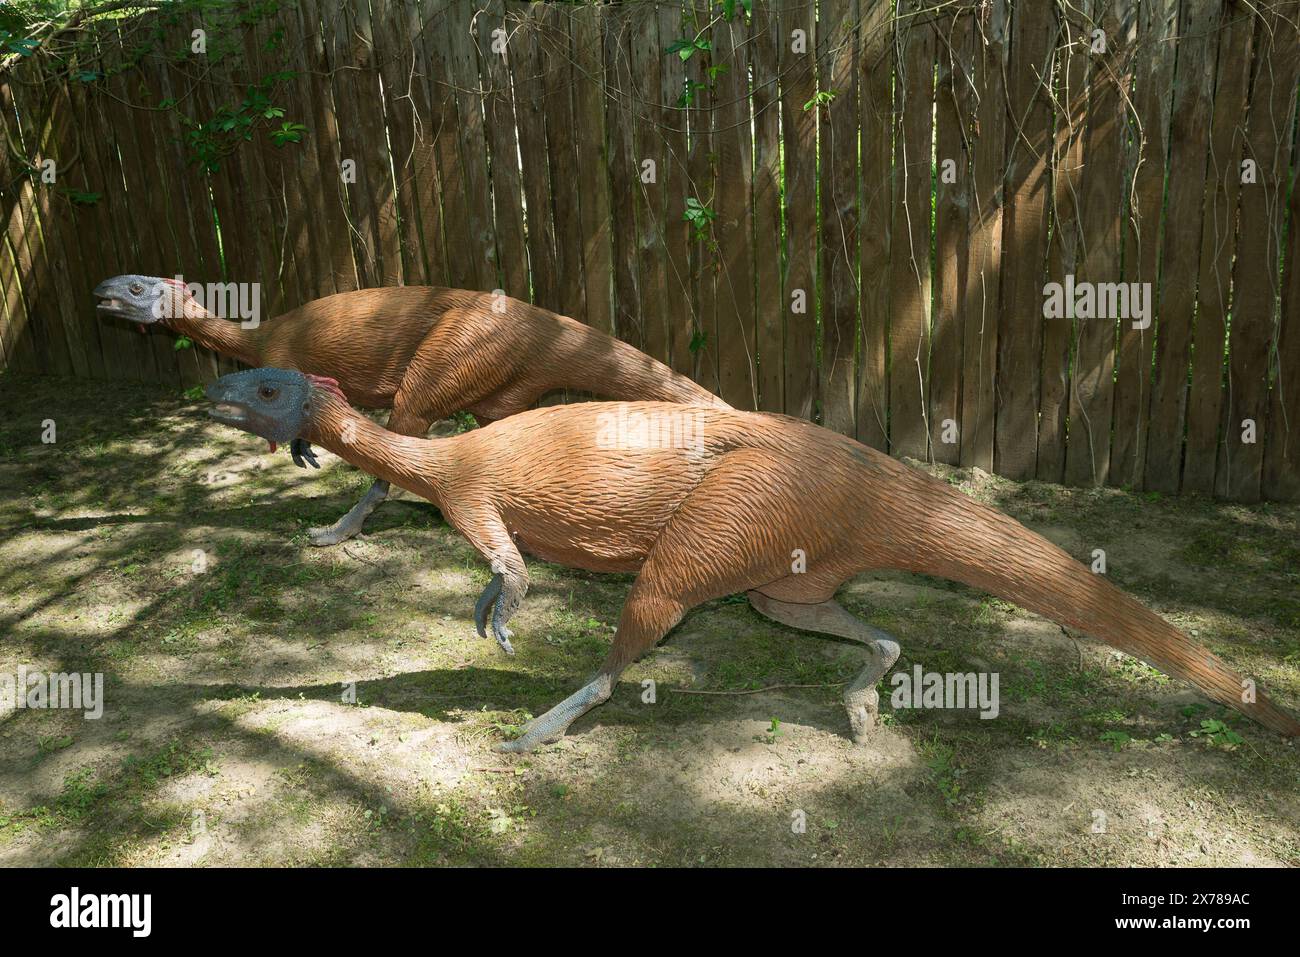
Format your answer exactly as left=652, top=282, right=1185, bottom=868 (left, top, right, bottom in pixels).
left=1, top=370, right=1298, bottom=866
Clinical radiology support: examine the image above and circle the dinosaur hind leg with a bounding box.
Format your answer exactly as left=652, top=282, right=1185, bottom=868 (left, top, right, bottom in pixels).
left=306, top=407, right=428, bottom=547
left=747, top=591, right=901, bottom=743
left=499, top=450, right=805, bottom=754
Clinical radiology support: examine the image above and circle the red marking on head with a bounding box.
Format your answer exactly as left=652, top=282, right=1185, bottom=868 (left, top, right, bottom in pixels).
left=306, top=374, right=347, bottom=402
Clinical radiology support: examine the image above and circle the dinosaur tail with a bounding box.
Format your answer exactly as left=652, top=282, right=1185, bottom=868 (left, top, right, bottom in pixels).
left=898, top=483, right=1300, bottom=737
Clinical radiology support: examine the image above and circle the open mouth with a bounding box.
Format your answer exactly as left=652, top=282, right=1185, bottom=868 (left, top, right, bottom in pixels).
left=96, top=298, right=122, bottom=314
left=209, top=403, right=248, bottom=423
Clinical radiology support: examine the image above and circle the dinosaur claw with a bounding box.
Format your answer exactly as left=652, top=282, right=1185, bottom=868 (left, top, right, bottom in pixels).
left=473, top=573, right=503, bottom=639
left=290, top=438, right=319, bottom=469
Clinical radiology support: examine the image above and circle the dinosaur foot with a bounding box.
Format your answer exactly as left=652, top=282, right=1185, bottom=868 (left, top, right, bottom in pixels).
left=307, top=520, right=363, bottom=547
left=496, top=675, right=612, bottom=753
left=845, top=688, right=881, bottom=745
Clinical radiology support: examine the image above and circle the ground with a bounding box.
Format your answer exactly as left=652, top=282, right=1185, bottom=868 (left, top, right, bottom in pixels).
left=0, top=370, right=1298, bottom=867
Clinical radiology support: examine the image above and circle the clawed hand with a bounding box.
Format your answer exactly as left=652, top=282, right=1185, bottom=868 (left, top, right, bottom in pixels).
left=290, top=438, right=320, bottom=469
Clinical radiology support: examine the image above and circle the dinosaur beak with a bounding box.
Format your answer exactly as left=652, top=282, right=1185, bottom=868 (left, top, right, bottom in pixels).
left=92, top=280, right=125, bottom=317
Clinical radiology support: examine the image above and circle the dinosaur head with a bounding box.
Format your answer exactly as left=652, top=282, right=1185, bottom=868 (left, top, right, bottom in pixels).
left=205, top=367, right=345, bottom=452
left=93, top=274, right=190, bottom=327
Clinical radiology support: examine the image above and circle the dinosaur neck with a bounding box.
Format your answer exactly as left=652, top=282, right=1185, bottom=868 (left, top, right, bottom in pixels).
left=165, top=301, right=264, bottom=366
left=305, top=396, right=447, bottom=504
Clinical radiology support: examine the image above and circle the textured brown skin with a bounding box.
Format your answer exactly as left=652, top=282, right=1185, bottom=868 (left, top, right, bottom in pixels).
left=158, top=285, right=726, bottom=431
left=289, top=387, right=1300, bottom=740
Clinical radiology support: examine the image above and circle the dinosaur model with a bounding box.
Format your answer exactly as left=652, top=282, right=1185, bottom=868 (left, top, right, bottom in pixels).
left=93, top=274, right=726, bottom=545
left=203, top=366, right=1300, bottom=752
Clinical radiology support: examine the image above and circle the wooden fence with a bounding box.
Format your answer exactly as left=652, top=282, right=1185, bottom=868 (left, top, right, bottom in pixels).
left=2, top=0, right=1299, bottom=502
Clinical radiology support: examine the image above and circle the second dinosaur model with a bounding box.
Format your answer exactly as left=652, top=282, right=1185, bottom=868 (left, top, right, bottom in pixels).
left=204, top=367, right=1300, bottom=752
left=93, top=275, right=726, bottom=545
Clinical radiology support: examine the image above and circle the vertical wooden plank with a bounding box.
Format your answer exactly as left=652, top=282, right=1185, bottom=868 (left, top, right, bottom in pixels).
left=448, top=0, right=498, bottom=292
left=780, top=0, right=816, bottom=418
left=606, top=4, right=642, bottom=348
left=101, top=29, right=175, bottom=382
left=959, top=0, right=1007, bottom=473
left=427, top=1, right=476, bottom=290
left=752, top=0, right=783, bottom=412
left=0, top=79, right=33, bottom=372
left=658, top=0, right=691, bottom=368
left=1143, top=0, right=1217, bottom=492
left=713, top=10, right=756, bottom=409
left=993, top=0, right=1053, bottom=478
left=1110, top=0, right=1177, bottom=488
left=630, top=6, right=671, bottom=365
left=1181, top=5, right=1252, bottom=494
left=4, top=70, right=75, bottom=378
left=0, top=82, right=46, bottom=374
left=300, top=0, right=359, bottom=295
left=75, top=31, right=150, bottom=382
left=888, top=4, right=934, bottom=459
left=542, top=2, right=585, bottom=317
left=1037, top=4, right=1089, bottom=482
left=574, top=3, right=614, bottom=334
left=374, top=0, right=427, bottom=287
left=1064, top=0, right=1129, bottom=487
left=931, top=7, right=970, bottom=466
left=682, top=0, right=716, bottom=390
left=857, top=0, right=891, bottom=448
left=1219, top=3, right=1300, bottom=501
left=508, top=3, right=556, bottom=307
left=1263, top=26, right=1300, bottom=501
left=818, top=0, right=858, bottom=432
left=478, top=0, right=528, bottom=299
left=17, top=68, right=98, bottom=380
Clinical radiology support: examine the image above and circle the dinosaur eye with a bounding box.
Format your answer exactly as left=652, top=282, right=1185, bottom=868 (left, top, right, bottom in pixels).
left=259, top=385, right=279, bottom=401
left=129, top=281, right=143, bottom=295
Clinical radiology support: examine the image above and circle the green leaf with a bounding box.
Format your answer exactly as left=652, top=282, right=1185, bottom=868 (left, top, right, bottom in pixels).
left=688, top=329, right=707, bottom=354
left=174, top=336, right=193, bottom=351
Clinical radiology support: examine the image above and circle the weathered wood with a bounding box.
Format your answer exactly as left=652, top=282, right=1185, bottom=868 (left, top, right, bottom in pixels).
left=888, top=4, right=934, bottom=458
left=1036, top=3, right=1089, bottom=483
left=780, top=0, right=816, bottom=418
left=713, top=11, right=756, bottom=409
left=629, top=6, right=670, bottom=365
left=542, top=2, right=585, bottom=319
left=959, top=0, right=1008, bottom=473
left=300, top=0, right=360, bottom=295
left=1142, top=0, right=1217, bottom=493
left=1110, top=0, right=1177, bottom=488
left=1064, top=0, right=1127, bottom=487
left=448, top=0, right=498, bottom=293
left=993, top=0, right=1053, bottom=478
left=478, top=0, right=528, bottom=299
left=606, top=4, right=642, bottom=349
left=931, top=6, right=970, bottom=466
left=1219, top=3, right=1300, bottom=501
left=0, top=78, right=32, bottom=372
left=818, top=0, right=858, bottom=433
left=1263, top=17, right=1300, bottom=501
left=856, top=0, right=891, bottom=449
left=508, top=3, right=557, bottom=309
left=573, top=3, right=614, bottom=334
left=427, top=1, right=476, bottom=291
left=656, top=1, right=689, bottom=367
left=751, top=0, right=783, bottom=413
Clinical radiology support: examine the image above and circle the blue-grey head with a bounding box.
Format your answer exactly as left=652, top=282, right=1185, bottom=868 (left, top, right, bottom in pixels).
left=93, top=274, right=188, bottom=326
left=205, top=367, right=342, bottom=450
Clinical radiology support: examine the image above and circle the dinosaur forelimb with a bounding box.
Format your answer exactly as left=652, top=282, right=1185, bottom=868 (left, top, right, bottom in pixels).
left=307, top=479, right=390, bottom=547
left=290, top=438, right=320, bottom=469
left=497, top=673, right=613, bottom=753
